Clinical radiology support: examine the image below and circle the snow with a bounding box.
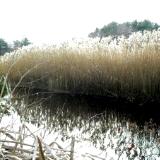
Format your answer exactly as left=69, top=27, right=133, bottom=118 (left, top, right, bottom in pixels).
left=0, top=95, right=160, bottom=159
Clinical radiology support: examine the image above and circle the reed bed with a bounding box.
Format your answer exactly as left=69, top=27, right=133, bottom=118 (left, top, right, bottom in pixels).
left=0, top=30, right=160, bottom=101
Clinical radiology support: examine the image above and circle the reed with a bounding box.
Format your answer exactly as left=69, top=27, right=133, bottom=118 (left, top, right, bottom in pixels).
left=0, top=76, right=10, bottom=97
left=0, top=30, right=160, bottom=101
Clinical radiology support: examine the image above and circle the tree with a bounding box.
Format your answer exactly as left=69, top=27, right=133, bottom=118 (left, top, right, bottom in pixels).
left=154, top=23, right=160, bottom=30
left=88, top=28, right=100, bottom=38
left=131, top=20, right=138, bottom=32
left=13, top=37, right=31, bottom=49
left=89, top=20, right=160, bottom=39
left=13, top=40, right=22, bottom=49
left=21, top=37, right=31, bottom=46
left=0, top=38, right=9, bottom=56
left=136, top=20, right=153, bottom=32
left=117, top=22, right=132, bottom=37
left=100, top=22, right=118, bottom=38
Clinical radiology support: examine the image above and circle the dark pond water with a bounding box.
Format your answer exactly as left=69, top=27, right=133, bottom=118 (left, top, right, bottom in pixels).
left=13, top=91, right=160, bottom=159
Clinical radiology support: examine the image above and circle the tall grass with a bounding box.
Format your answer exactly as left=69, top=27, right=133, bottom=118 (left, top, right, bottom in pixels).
left=0, top=30, right=160, bottom=101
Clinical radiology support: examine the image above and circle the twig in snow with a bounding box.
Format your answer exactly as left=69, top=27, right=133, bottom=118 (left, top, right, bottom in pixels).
left=37, top=136, right=45, bottom=160
left=70, top=137, right=75, bottom=160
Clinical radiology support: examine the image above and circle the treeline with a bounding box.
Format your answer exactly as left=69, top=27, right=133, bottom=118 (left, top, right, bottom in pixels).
left=0, top=38, right=31, bottom=56
left=88, top=20, right=160, bottom=39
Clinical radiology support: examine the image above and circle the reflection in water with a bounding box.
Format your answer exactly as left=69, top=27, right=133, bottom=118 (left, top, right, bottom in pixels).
left=13, top=93, right=160, bottom=159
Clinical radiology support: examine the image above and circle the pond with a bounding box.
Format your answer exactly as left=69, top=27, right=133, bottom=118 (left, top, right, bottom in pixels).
left=1, top=91, right=160, bottom=160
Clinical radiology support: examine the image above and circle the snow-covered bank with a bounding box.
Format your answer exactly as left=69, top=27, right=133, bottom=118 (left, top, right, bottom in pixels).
left=0, top=96, right=160, bottom=159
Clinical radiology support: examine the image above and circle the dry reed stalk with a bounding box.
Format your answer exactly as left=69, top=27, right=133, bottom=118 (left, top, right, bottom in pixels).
left=70, top=137, right=75, bottom=160
left=37, top=136, right=45, bottom=160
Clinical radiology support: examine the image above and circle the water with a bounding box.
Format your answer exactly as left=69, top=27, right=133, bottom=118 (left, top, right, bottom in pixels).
left=3, top=92, right=160, bottom=159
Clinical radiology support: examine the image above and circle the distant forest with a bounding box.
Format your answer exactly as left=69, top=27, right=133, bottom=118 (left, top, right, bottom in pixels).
left=0, top=38, right=31, bottom=56
left=88, top=20, right=160, bottom=40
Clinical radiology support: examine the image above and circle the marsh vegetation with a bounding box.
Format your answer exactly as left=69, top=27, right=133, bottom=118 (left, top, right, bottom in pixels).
left=1, top=30, right=160, bottom=104
left=0, top=30, right=160, bottom=159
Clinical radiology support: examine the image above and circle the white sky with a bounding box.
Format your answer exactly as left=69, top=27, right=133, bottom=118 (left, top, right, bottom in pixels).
left=0, top=0, right=160, bottom=44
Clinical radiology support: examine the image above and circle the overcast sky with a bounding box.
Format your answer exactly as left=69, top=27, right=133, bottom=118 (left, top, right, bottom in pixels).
left=0, top=0, right=160, bottom=44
